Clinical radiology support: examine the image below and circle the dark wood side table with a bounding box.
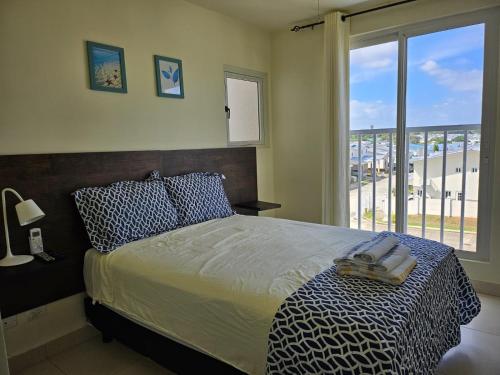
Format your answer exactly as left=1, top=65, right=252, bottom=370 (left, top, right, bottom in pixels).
left=0, top=252, right=84, bottom=318
left=233, top=201, right=281, bottom=216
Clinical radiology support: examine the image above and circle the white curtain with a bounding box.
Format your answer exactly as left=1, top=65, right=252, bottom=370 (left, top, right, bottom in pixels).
left=322, top=12, right=350, bottom=227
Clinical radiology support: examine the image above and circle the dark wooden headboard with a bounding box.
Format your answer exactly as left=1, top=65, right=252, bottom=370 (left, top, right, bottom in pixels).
left=0, top=147, right=256, bottom=316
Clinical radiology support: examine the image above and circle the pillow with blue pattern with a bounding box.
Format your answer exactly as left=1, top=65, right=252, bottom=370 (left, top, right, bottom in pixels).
left=163, top=172, right=234, bottom=227
left=73, top=178, right=178, bottom=253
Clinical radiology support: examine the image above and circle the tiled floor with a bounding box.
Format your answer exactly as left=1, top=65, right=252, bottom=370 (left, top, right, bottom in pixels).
left=13, top=337, right=174, bottom=375
left=13, top=294, right=500, bottom=375
left=437, top=293, right=500, bottom=375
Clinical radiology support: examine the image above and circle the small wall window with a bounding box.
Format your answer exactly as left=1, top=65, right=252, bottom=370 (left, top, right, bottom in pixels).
left=455, top=167, right=461, bottom=173
left=224, top=67, right=266, bottom=146
left=445, top=191, right=451, bottom=198
left=457, top=192, right=463, bottom=201
left=472, top=167, right=478, bottom=173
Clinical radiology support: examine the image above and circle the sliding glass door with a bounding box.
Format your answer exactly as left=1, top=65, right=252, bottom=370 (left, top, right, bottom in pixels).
left=349, top=10, right=499, bottom=260
left=405, top=24, right=484, bottom=252
left=350, top=40, right=398, bottom=232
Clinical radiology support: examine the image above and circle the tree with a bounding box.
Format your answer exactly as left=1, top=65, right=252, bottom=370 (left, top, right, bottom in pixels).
left=433, top=143, right=439, bottom=152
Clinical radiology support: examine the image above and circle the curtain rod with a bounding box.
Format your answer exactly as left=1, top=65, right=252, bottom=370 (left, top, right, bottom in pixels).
left=290, top=0, right=417, bottom=32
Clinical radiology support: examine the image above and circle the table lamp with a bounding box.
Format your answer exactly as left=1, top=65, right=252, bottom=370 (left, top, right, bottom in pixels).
left=0, top=188, right=45, bottom=267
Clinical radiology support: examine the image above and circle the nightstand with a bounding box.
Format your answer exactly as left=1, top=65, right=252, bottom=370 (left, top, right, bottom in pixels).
left=233, top=201, right=281, bottom=216
left=0, top=252, right=84, bottom=318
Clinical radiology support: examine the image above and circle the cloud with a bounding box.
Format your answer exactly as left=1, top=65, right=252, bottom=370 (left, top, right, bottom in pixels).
left=363, top=58, right=393, bottom=69
left=351, top=42, right=397, bottom=67
left=406, top=24, right=484, bottom=80
left=417, top=24, right=484, bottom=63
left=350, top=42, right=397, bottom=83
left=351, top=95, right=482, bottom=130
left=406, top=95, right=482, bottom=126
left=350, top=100, right=397, bottom=129
left=420, top=60, right=483, bottom=92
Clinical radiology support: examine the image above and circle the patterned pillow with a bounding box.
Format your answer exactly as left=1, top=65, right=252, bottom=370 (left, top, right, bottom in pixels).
left=163, top=172, right=234, bottom=227
left=146, top=170, right=161, bottom=181
left=73, top=179, right=178, bottom=253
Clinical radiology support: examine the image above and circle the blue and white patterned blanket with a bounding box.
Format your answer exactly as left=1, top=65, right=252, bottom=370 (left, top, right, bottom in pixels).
left=267, top=232, right=480, bottom=374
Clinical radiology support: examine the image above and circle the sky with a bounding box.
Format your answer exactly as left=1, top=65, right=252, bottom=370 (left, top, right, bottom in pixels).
left=350, top=24, right=485, bottom=130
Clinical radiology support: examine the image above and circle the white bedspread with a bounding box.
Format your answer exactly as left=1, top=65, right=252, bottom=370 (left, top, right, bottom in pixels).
left=84, top=215, right=372, bottom=374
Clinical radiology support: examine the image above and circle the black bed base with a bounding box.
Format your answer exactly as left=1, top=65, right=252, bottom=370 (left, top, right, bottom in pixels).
left=84, top=298, right=245, bottom=375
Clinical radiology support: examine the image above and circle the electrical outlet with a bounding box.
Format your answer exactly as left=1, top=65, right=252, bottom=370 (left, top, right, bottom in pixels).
left=2, top=315, right=17, bottom=329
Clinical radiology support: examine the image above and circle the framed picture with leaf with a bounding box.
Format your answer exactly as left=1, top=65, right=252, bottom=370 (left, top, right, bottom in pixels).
left=154, top=55, right=184, bottom=99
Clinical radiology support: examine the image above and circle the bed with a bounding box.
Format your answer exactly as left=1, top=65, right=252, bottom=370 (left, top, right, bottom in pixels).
left=84, top=214, right=480, bottom=375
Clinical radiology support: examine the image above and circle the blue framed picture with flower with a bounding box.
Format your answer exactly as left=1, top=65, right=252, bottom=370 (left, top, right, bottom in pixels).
left=87, top=41, right=127, bottom=93
left=154, top=55, right=184, bottom=99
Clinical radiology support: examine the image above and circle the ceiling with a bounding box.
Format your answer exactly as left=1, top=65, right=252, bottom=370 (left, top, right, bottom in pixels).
left=184, top=0, right=379, bottom=31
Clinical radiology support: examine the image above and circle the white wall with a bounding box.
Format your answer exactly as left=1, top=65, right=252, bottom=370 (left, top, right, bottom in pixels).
left=271, top=28, right=324, bottom=223
left=4, top=294, right=87, bottom=357
left=271, top=0, right=500, bottom=286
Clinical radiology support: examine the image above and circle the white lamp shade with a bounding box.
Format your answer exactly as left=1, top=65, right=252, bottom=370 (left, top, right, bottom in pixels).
left=15, top=199, right=45, bottom=226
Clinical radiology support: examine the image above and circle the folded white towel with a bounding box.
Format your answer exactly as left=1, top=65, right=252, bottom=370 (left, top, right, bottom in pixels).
left=353, top=235, right=400, bottom=264
left=334, top=241, right=369, bottom=266
left=337, top=244, right=411, bottom=272
left=363, top=244, right=411, bottom=272
left=337, top=255, right=417, bottom=285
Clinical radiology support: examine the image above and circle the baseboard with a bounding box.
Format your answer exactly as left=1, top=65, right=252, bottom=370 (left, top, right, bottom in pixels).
left=8, top=325, right=99, bottom=374
left=472, top=280, right=500, bottom=297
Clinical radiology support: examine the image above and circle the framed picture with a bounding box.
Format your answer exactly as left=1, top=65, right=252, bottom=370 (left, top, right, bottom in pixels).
left=154, top=55, right=184, bottom=98
left=86, top=41, right=127, bottom=93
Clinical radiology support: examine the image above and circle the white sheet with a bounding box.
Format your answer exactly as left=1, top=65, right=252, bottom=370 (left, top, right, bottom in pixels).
left=84, top=215, right=372, bottom=374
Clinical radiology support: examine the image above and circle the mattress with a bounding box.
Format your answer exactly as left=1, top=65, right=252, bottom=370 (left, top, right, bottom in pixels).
left=84, top=214, right=372, bottom=374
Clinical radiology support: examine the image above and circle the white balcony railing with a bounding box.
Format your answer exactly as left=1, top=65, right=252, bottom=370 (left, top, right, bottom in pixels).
left=350, top=124, right=481, bottom=251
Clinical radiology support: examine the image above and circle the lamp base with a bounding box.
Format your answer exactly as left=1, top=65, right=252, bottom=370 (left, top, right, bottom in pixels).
left=0, top=254, right=34, bottom=267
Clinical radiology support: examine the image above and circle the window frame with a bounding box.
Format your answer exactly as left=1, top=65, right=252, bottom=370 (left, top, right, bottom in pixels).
left=350, top=7, right=500, bottom=261
left=223, top=66, right=267, bottom=147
